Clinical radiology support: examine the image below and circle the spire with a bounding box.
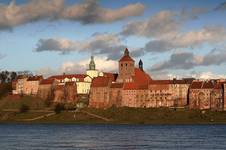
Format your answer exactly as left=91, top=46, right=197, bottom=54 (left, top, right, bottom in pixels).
left=124, top=48, right=129, bottom=56
left=139, top=59, right=143, bottom=71
left=89, top=56, right=95, bottom=70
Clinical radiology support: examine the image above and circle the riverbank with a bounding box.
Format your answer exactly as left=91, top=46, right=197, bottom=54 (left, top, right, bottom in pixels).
left=1, top=107, right=226, bottom=124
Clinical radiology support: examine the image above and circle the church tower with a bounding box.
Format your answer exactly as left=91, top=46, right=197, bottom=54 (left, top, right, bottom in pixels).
left=86, top=56, right=99, bottom=79
left=89, top=56, right=95, bottom=70
left=117, top=48, right=135, bottom=82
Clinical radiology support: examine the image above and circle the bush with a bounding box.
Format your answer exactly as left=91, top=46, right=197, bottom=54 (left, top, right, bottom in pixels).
left=0, top=83, right=12, bottom=99
left=54, top=103, right=65, bottom=114
left=20, top=104, right=29, bottom=113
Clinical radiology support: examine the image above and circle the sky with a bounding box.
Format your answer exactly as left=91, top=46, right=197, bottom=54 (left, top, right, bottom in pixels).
left=0, top=0, right=226, bottom=79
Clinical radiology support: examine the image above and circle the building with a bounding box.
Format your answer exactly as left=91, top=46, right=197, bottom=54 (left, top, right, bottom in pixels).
left=89, top=48, right=152, bottom=108
left=37, top=78, right=57, bottom=100
left=116, top=48, right=135, bottom=83
left=48, top=74, right=91, bottom=94
left=89, top=76, right=113, bottom=108
left=189, top=80, right=224, bottom=110
left=53, top=82, right=77, bottom=103
left=12, top=75, right=28, bottom=95
left=12, top=75, right=43, bottom=95
left=89, top=48, right=197, bottom=109
left=23, top=76, right=43, bottom=95
left=149, top=80, right=173, bottom=108
left=170, top=79, right=191, bottom=107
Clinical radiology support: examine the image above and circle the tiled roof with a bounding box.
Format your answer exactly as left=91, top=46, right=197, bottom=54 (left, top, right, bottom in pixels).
left=40, top=78, right=55, bottom=85
left=149, top=80, right=172, bottom=85
left=48, top=74, right=88, bottom=82
left=202, top=81, right=214, bottom=89
left=123, top=68, right=151, bottom=90
left=103, top=72, right=118, bottom=82
left=27, top=75, right=43, bottom=81
left=172, top=79, right=187, bottom=84
left=190, top=81, right=203, bottom=89
left=110, top=82, right=124, bottom=88
left=119, top=55, right=135, bottom=62
left=133, top=68, right=152, bottom=84
left=91, top=76, right=111, bottom=87
left=123, top=82, right=139, bottom=90
left=123, top=82, right=148, bottom=90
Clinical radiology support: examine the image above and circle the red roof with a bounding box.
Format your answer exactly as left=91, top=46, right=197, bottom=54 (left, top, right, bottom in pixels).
left=48, top=74, right=88, bottom=82
left=110, top=82, right=124, bottom=88
left=202, top=81, right=214, bottom=89
left=123, top=68, right=151, bottom=90
left=103, top=72, right=118, bottom=82
left=40, top=78, right=55, bottom=85
left=119, top=55, right=134, bottom=62
left=27, top=75, right=43, bottom=81
left=149, top=80, right=172, bottom=85
left=190, top=81, right=203, bottom=89
left=123, top=82, right=148, bottom=90
left=172, top=79, right=188, bottom=84
left=133, top=68, right=152, bottom=84
left=91, top=76, right=111, bottom=87
left=119, top=48, right=134, bottom=62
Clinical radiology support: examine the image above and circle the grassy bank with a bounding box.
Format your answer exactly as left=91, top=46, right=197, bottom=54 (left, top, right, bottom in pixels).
left=1, top=107, right=226, bottom=124
left=1, top=96, right=226, bottom=124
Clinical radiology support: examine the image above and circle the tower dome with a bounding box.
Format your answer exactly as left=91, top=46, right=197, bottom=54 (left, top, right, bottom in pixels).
left=89, top=56, right=95, bottom=70
left=139, top=59, right=143, bottom=71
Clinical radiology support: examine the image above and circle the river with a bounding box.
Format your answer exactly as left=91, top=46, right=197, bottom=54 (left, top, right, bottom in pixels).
left=0, top=124, right=226, bottom=149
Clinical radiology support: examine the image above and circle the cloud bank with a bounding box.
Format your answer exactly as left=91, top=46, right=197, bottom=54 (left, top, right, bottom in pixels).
left=0, top=0, right=145, bottom=30
left=151, top=49, right=226, bottom=71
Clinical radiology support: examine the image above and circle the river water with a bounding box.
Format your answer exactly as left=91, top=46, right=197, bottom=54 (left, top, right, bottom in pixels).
left=0, top=124, right=226, bottom=150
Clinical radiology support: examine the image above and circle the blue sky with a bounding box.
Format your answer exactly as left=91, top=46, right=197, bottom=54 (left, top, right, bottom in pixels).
left=0, top=0, right=226, bottom=79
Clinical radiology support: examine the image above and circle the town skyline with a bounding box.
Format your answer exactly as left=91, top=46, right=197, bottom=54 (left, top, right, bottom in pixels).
left=1, top=0, right=226, bottom=80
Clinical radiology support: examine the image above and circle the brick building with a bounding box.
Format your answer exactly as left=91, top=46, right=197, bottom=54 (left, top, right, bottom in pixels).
left=37, top=78, right=57, bottom=100
left=189, top=80, right=224, bottom=110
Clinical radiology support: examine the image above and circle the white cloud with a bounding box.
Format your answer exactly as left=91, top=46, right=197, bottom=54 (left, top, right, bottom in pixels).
left=36, top=56, right=118, bottom=78
left=191, top=71, right=226, bottom=80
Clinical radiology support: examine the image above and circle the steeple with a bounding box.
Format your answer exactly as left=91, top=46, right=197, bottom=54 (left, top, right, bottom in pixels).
left=124, top=48, right=129, bottom=56
left=139, top=59, right=143, bottom=71
left=89, top=56, right=95, bottom=70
